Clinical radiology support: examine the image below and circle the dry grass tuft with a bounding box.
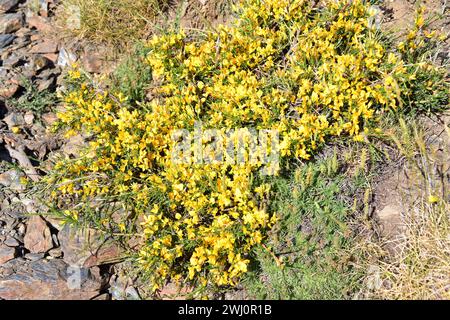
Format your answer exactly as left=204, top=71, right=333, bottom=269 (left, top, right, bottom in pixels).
left=362, top=117, right=450, bottom=299
left=58, top=0, right=168, bottom=48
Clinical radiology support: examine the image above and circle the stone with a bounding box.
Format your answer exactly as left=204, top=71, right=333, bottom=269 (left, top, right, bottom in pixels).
left=3, top=236, right=20, bottom=247
left=24, top=112, right=35, bottom=125
left=59, top=225, right=123, bottom=267
left=83, top=52, right=103, bottom=73
left=32, top=54, right=51, bottom=72
left=40, top=2, right=48, bottom=17
left=0, top=0, right=19, bottom=13
left=37, top=76, right=55, bottom=92
left=0, top=169, right=24, bottom=191
left=26, top=14, right=52, bottom=33
left=93, top=293, right=110, bottom=300
left=0, top=34, right=15, bottom=49
left=3, top=112, right=25, bottom=130
left=0, top=259, right=103, bottom=299
left=62, top=134, right=86, bottom=156
left=57, top=47, right=77, bottom=67
left=14, top=27, right=30, bottom=37
left=43, top=52, right=58, bottom=63
left=0, top=83, right=19, bottom=99
left=47, top=247, right=62, bottom=258
left=41, top=112, right=57, bottom=125
left=30, top=40, right=58, bottom=54
left=24, top=252, right=45, bottom=261
left=23, top=215, right=53, bottom=253
left=0, top=245, right=16, bottom=264
left=2, top=53, right=23, bottom=67
left=158, top=282, right=193, bottom=300
left=0, top=13, right=24, bottom=34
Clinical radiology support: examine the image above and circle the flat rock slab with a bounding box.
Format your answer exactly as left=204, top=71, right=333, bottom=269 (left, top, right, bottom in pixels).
left=0, top=258, right=103, bottom=300
left=0, top=13, right=23, bottom=34
left=30, top=40, right=58, bottom=54
left=23, top=215, right=54, bottom=253
left=0, top=246, right=16, bottom=264
left=0, top=34, right=15, bottom=49
left=0, top=0, right=19, bottom=13
left=59, top=225, right=123, bottom=268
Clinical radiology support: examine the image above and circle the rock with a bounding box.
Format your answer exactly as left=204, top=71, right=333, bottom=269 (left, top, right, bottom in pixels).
left=0, top=259, right=103, bottom=299
left=59, top=225, right=123, bottom=267
left=0, top=83, right=19, bottom=99
left=2, top=52, right=23, bottom=67
left=83, top=52, right=103, bottom=74
left=0, top=13, right=24, bottom=34
left=3, top=112, right=25, bottom=130
left=39, top=0, right=48, bottom=17
left=17, top=223, right=26, bottom=236
left=14, top=27, right=30, bottom=37
left=0, top=169, right=24, bottom=191
left=93, top=293, right=110, bottom=300
left=41, top=112, right=57, bottom=125
left=376, top=204, right=404, bottom=238
left=0, top=245, right=16, bottom=264
left=32, top=54, right=51, bottom=72
left=3, top=236, right=20, bottom=247
left=47, top=247, right=62, bottom=258
left=62, top=134, right=86, bottom=156
left=37, top=76, right=55, bottom=92
left=0, top=0, right=19, bottom=13
left=24, top=112, right=35, bottom=125
left=0, top=34, right=15, bottom=49
left=57, top=47, right=77, bottom=67
left=43, top=52, right=58, bottom=63
left=30, top=39, right=58, bottom=54
left=26, top=14, right=52, bottom=33
left=24, top=252, right=45, bottom=261
left=158, top=282, right=193, bottom=300
left=23, top=215, right=53, bottom=253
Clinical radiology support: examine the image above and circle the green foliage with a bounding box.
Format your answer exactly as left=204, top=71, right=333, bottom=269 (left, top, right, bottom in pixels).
left=8, top=78, right=58, bottom=114
left=244, top=150, right=368, bottom=299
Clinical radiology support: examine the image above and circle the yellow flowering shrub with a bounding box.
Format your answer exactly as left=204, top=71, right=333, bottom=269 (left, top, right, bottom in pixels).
left=44, top=0, right=448, bottom=292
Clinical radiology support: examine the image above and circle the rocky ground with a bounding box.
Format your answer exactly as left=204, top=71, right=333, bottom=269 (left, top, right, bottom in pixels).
left=0, top=0, right=139, bottom=300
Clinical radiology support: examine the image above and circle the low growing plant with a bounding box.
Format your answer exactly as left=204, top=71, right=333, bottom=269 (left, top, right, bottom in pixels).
left=39, top=0, right=448, bottom=294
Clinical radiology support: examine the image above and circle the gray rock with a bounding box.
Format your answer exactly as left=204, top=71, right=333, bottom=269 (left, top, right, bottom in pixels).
left=59, top=224, right=123, bottom=267
left=37, top=76, right=55, bottom=92
left=0, top=34, right=15, bottom=49
left=0, top=169, right=24, bottom=191
left=2, top=52, right=23, bottom=67
left=0, top=0, right=19, bottom=13
left=0, top=259, right=104, bottom=299
left=0, top=245, right=16, bottom=264
left=0, top=13, right=24, bottom=34
left=3, top=236, right=20, bottom=247
left=3, top=112, right=25, bottom=130
left=24, top=252, right=44, bottom=261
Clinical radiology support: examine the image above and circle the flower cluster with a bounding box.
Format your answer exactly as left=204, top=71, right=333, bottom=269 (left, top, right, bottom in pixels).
left=45, top=0, right=446, bottom=292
